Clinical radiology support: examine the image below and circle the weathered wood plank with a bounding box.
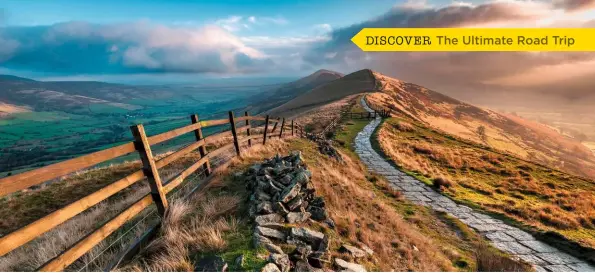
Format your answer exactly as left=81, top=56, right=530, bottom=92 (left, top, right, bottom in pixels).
left=131, top=125, right=168, bottom=216
left=38, top=195, right=154, bottom=272
left=263, top=115, right=270, bottom=145
left=279, top=118, right=285, bottom=138
left=191, top=115, right=211, bottom=177
left=162, top=156, right=209, bottom=193
left=0, top=170, right=145, bottom=256
left=245, top=112, right=252, bottom=147
left=0, top=142, right=136, bottom=197
left=147, top=123, right=201, bottom=146
left=228, top=111, right=241, bottom=156
left=200, top=118, right=229, bottom=127
left=155, top=139, right=205, bottom=169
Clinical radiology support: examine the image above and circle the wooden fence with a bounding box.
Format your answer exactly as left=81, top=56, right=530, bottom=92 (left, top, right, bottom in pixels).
left=0, top=111, right=305, bottom=271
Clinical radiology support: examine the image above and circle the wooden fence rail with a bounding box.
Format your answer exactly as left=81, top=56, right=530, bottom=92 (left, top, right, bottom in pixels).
left=0, top=111, right=301, bottom=271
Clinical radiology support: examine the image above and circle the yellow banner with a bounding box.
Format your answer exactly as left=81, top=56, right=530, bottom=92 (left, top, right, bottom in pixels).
left=351, top=28, right=595, bottom=51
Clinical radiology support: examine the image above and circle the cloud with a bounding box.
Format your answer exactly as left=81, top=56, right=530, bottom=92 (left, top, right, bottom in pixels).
left=303, top=0, right=595, bottom=102
left=214, top=15, right=288, bottom=32
left=553, top=0, right=595, bottom=11
left=0, top=21, right=274, bottom=74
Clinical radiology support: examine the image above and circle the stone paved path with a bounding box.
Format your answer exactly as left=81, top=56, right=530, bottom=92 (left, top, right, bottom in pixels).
left=354, top=97, right=595, bottom=272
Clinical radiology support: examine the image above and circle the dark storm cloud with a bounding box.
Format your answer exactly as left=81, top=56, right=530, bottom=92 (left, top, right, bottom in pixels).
left=0, top=21, right=273, bottom=75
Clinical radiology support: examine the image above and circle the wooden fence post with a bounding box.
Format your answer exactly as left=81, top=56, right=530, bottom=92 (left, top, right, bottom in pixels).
left=279, top=118, right=285, bottom=138
left=271, top=117, right=279, bottom=134
left=229, top=111, right=241, bottom=156
left=245, top=112, right=252, bottom=147
left=191, top=114, right=211, bottom=176
left=263, top=115, right=270, bottom=145
left=130, top=125, right=168, bottom=216
left=291, top=120, right=294, bottom=136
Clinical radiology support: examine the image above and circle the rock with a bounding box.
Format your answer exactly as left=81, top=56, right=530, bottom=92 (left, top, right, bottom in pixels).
left=287, top=196, right=303, bottom=211
left=291, top=171, right=310, bottom=185
left=248, top=164, right=261, bottom=174
left=268, top=254, right=291, bottom=272
left=280, top=182, right=301, bottom=203
left=257, top=201, right=274, bottom=214
left=412, top=245, right=419, bottom=252
left=310, top=197, right=325, bottom=208
left=273, top=202, right=289, bottom=215
left=340, top=244, right=367, bottom=258
left=261, top=263, right=281, bottom=272
left=256, top=226, right=287, bottom=241
left=280, top=174, right=293, bottom=185
left=360, top=244, right=374, bottom=256
left=264, top=242, right=285, bottom=254
left=195, top=255, right=228, bottom=272
left=255, top=214, right=284, bottom=226
left=308, top=206, right=328, bottom=221
left=290, top=227, right=325, bottom=244
left=324, top=219, right=335, bottom=229
left=292, top=245, right=313, bottom=261
left=308, top=251, right=331, bottom=268
left=254, top=233, right=272, bottom=247
left=268, top=181, right=283, bottom=194
left=335, top=258, right=366, bottom=272
left=295, top=261, right=316, bottom=272
left=286, top=212, right=311, bottom=224
left=253, top=189, right=272, bottom=201
left=318, top=236, right=330, bottom=252
left=234, top=255, right=244, bottom=268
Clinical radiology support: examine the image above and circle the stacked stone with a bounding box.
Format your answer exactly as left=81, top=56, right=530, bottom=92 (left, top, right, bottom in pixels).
left=305, top=134, right=343, bottom=161
left=242, top=152, right=335, bottom=272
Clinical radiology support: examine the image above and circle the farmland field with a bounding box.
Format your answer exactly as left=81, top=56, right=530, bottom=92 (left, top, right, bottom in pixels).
left=0, top=85, right=274, bottom=176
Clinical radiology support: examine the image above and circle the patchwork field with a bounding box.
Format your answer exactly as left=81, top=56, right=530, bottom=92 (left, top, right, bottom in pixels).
left=376, top=116, right=595, bottom=250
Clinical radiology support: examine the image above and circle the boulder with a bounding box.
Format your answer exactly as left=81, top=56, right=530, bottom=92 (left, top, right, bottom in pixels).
left=279, top=174, right=293, bottom=185
left=335, top=258, right=366, bottom=272
left=273, top=202, right=289, bottom=215
left=310, top=197, right=325, bottom=208
left=308, top=206, right=328, bottom=221
left=291, top=171, right=310, bottom=185
left=268, top=254, right=291, bottom=272
left=286, top=212, right=311, bottom=224
left=253, top=233, right=272, bottom=247
left=280, top=183, right=301, bottom=203
left=308, top=251, right=330, bottom=268
left=261, top=263, right=281, bottom=272
left=257, top=201, right=274, bottom=214
left=294, top=261, right=317, bottom=272
left=253, top=189, right=272, bottom=201
left=255, top=214, right=284, bottom=226
left=256, top=226, right=286, bottom=241
left=195, top=255, right=228, bottom=272
left=287, top=196, right=303, bottom=211
left=264, top=243, right=285, bottom=254
left=318, top=236, right=330, bottom=252
left=291, top=245, right=313, bottom=261
left=290, top=227, right=325, bottom=244
left=340, top=244, right=367, bottom=258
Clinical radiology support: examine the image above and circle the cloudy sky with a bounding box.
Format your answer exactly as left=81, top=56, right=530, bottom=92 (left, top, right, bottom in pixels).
left=1, top=0, right=594, bottom=104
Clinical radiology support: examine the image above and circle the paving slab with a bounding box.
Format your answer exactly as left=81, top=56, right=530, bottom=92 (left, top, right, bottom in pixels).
left=353, top=97, right=593, bottom=272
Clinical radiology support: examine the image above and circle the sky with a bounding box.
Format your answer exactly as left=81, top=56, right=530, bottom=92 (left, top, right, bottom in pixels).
left=1, top=0, right=595, bottom=104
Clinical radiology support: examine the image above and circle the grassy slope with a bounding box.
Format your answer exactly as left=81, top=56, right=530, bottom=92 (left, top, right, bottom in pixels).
left=376, top=114, right=595, bottom=250
left=121, top=131, right=528, bottom=271
left=367, top=72, right=595, bottom=180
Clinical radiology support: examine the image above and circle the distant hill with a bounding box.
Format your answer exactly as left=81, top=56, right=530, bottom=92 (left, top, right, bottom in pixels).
left=0, top=75, right=172, bottom=113
left=268, top=69, right=377, bottom=117
left=248, top=69, right=343, bottom=113
left=367, top=71, right=595, bottom=179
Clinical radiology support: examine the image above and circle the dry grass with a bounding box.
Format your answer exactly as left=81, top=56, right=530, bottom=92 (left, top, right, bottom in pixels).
left=377, top=116, right=595, bottom=249
left=0, top=141, right=232, bottom=271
